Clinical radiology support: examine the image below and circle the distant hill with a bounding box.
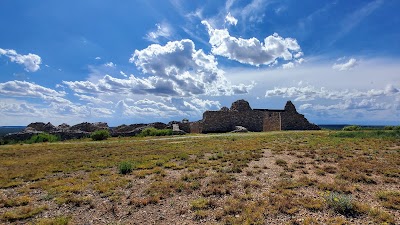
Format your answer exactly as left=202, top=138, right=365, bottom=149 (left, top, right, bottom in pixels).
left=0, top=126, right=25, bottom=137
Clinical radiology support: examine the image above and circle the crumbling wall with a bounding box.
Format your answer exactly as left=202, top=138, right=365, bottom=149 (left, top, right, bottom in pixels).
left=189, top=122, right=202, bottom=133
left=178, top=123, right=191, bottom=133
left=201, top=100, right=319, bottom=133
left=280, top=111, right=320, bottom=130
left=202, top=111, right=265, bottom=133
left=280, top=101, right=320, bottom=130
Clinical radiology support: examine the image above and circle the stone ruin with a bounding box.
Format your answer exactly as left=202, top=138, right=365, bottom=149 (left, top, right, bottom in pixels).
left=1, top=99, right=319, bottom=143
left=187, top=99, right=320, bottom=133
left=2, top=121, right=174, bottom=143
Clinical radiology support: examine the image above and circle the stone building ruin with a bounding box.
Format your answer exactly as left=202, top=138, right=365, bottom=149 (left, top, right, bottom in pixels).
left=189, top=99, right=320, bottom=133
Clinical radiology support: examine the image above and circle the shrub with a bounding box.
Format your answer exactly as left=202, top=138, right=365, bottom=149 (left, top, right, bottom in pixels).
left=118, top=161, right=133, bottom=174
left=323, top=191, right=356, bottom=216
left=342, top=125, right=361, bottom=131
left=384, top=126, right=395, bottom=130
left=26, top=133, right=60, bottom=144
left=90, top=130, right=110, bottom=141
left=138, top=127, right=173, bottom=137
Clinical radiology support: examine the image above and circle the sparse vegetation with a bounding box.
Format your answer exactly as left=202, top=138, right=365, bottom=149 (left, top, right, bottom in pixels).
left=0, top=131, right=398, bottom=224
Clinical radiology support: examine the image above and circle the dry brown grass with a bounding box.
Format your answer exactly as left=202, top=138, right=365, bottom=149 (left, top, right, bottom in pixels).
left=0, top=131, right=398, bottom=224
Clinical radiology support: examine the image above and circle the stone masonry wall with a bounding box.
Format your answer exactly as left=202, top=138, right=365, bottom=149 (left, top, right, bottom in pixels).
left=189, top=122, right=202, bottom=133
left=202, top=110, right=265, bottom=133
left=280, top=111, right=320, bottom=130
left=200, top=100, right=319, bottom=133
left=262, top=112, right=281, bottom=131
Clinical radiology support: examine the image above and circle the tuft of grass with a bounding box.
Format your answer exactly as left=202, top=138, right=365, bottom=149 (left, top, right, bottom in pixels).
left=90, top=130, right=110, bottom=141
left=298, top=197, right=325, bottom=211
left=191, top=197, right=215, bottom=210
left=0, top=195, right=31, bottom=207
left=275, top=159, right=287, bottom=167
left=376, top=190, right=400, bottom=210
left=1, top=205, right=48, bottom=222
left=34, top=216, right=71, bottom=225
left=118, top=161, right=134, bottom=174
left=193, top=210, right=208, bottom=221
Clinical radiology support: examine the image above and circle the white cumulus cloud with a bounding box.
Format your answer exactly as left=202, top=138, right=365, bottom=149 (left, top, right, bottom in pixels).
left=202, top=21, right=301, bottom=66
left=0, top=48, right=42, bottom=72
left=332, top=58, right=358, bottom=71
left=225, top=12, right=238, bottom=26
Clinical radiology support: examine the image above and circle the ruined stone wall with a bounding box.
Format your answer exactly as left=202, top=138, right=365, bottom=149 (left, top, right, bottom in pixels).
left=189, top=122, right=202, bottom=133
left=280, top=111, right=320, bottom=130
left=202, top=111, right=265, bottom=133
left=178, top=123, right=191, bottom=133
left=262, top=112, right=281, bottom=131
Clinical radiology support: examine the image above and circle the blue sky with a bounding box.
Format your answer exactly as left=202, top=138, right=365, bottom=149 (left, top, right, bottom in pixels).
left=1, top=0, right=400, bottom=126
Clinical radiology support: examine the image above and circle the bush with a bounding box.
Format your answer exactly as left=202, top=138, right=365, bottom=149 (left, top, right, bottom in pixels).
left=384, top=126, right=395, bottom=130
left=118, top=161, right=133, bottom=174
left=385, top=126, right=400, bottom=131
left=342, top=125, right=361, bottom=131
left=26, top=133, right=60, bottom=144
left=138, top=128, right=173, bottom=137
left=323, top=191, right=356, bottom=216
left=90, top=130, right=110, bottom=141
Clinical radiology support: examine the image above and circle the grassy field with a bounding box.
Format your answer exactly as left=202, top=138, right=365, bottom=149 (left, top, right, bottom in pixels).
left=0, top=131, right=399, bottom=224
